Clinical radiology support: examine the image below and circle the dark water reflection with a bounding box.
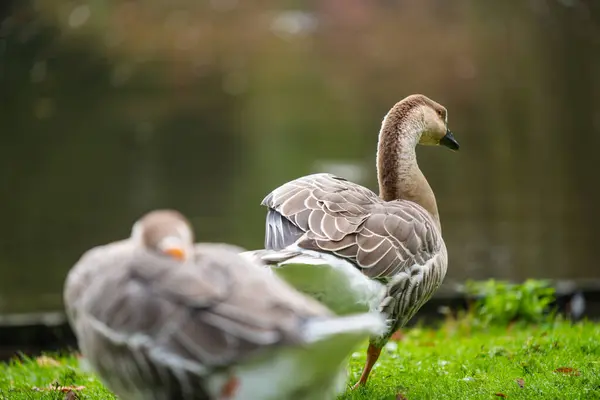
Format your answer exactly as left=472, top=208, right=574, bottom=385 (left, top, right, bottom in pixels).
left=0, top=0, right=599, bottom=314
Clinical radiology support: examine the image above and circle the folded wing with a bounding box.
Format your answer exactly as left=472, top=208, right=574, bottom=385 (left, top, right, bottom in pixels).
left=261, top=173, right=442, bottom=281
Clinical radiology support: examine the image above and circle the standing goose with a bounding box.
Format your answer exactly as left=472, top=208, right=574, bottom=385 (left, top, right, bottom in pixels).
left=256, top=94, right=459, bottom=388
left=64, top=209, right=386, bottom=400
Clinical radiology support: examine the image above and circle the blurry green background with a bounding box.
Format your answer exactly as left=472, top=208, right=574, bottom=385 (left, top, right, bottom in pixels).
left=0, top=1, right=599, bottom=314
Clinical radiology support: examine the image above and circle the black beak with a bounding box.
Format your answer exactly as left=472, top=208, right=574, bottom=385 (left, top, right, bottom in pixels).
left=440, top=129, right=459, bottom=151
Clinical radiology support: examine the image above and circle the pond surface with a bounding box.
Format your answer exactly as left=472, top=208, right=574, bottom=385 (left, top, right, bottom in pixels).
left=0, top=0, right=599, bottom=314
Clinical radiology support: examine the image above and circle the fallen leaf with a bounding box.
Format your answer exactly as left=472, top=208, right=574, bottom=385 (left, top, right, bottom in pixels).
left=495, top=393, right=508, bottom=398
left=57, top=386, right=85, bottom=393
left=554, top=367, right=581, bottom=376
left=396, top=393, right=408, bottom=400
left=61, top=386, right=85, bottom=393
left=64, top=390, right=79, bottom=400
left=506, top=320, right=516, bottom=332
left=516, top=378, right=525, bottom=388
left=36, top=356, right=61, bottom=367
left=32, top=385, right=86, bottom=392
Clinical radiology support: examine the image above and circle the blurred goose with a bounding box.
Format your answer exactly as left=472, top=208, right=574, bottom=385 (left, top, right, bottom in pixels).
left=254, top=94, right=459, bottom=388
left=64, top=209, right=386, bottom=400
left=241, top=248, right=386, bottom=317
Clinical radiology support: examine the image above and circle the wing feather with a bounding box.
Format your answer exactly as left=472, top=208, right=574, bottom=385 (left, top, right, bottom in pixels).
left=265, top=209, right=304, bottom=250
left=307, top=210, right=326, bottom=237
left=321, top=213, right=344, bottom=241
left=280, top=188, right=311, bottom=215
left=261, top=173, right=443, bottom=281
left=356, top=230, right=388, bottom=253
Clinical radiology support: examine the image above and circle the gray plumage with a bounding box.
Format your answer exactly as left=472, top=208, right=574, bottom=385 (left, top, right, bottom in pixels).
left=64, top=210, right=385, bottom=400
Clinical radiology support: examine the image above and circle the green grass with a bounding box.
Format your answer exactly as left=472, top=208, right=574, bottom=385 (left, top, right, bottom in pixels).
left=1, top=320, right=599, bottom=399
left=343, top=319, right=600, bottom=399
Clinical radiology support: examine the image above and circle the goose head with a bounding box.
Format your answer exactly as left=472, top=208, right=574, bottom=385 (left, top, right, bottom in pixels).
left=388, top=94, right=459, bottom=151
left=130, top=209, right=195, bottom=262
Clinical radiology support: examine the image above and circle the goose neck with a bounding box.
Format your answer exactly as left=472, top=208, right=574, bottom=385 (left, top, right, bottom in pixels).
left=376, top=117, right=441, bottom=230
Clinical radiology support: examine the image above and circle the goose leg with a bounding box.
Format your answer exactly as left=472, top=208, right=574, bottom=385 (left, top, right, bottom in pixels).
left=352, top=343, right=382, bottom=389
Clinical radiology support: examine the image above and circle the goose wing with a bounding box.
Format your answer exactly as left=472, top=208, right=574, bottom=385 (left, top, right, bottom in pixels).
left=261, top=173, right=442, bottom=280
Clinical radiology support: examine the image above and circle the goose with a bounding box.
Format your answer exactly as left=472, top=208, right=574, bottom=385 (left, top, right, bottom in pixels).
left=253, top=94, right=459, bottom=388
left=241, top=248, right=387, bottom=317
left=63, top=209, right=386, bottom=400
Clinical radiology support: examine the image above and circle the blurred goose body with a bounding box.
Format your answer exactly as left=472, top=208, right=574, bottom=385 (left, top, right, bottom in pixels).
left=241, top=248, right=386, bottom=316
left=257, top=94, right=460, bottom=388
left=64, top=210, right=386, bottom=400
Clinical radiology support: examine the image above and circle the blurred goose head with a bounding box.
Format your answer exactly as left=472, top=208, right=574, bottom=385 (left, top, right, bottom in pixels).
left=130, top=209, right=195, bottom=262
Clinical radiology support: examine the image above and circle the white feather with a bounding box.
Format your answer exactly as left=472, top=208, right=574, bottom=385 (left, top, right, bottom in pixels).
left=244, top=246, right=387, bottom=315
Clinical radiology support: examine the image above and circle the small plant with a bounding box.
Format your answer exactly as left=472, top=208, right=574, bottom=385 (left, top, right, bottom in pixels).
left=463, top=279, right=556, bottom=327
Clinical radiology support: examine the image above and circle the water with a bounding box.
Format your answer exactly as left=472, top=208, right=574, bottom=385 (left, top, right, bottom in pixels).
left=0, top=0, right=598, bottom=314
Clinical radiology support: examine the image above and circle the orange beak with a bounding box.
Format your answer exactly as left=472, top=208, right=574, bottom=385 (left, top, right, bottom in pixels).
left=163, top=247, right=186, bottom=261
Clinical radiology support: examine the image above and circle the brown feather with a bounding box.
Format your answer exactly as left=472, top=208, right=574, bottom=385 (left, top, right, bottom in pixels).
left=263, top=173, right=441, bottom=281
